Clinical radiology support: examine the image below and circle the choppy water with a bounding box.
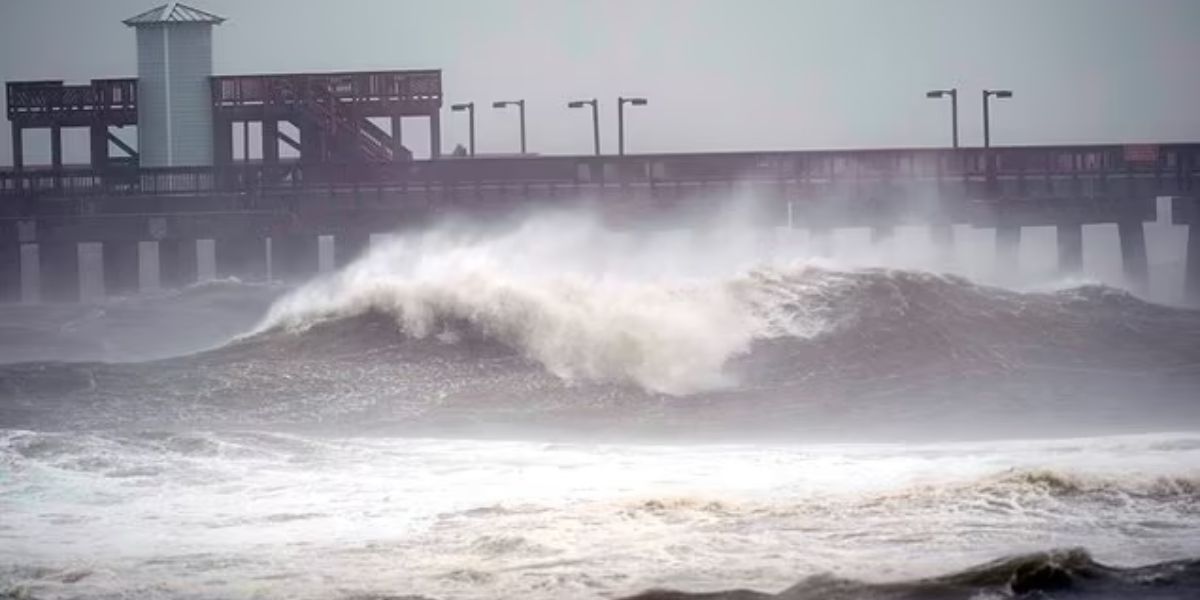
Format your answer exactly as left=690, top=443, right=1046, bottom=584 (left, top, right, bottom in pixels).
left=3, top=431, right=1200, bottom=599
left=2, top=213, right=1199, bottom=599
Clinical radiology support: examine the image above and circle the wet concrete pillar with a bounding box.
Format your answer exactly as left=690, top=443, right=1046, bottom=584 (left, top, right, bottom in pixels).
left=159, top=239, right=198, bottom=288
left=103, top=240, right=141, bottom=297
left=870, top=225, right=894, bottom=245
left=929, top=223, right=955, bottom=266
left=1187, top=223, right=1200, bottom=307
left=1117, top=220, right=1149, bottom=293
left=216, top=237, right=268, bottom=281
left=809, top=227, right=832, bottom=257
left=335, top=231, right=372, bottom=268
left=272, top=235, right=320, bottom=282
left=995, top=225, right=1021, bottom=280
left=756, top=228, right=778, bottom=263
left=930, top=224, right=954, bottom=250
left=1056, top=222, right=1083, bottom=276
left=39, top=242, right=81, bottom=303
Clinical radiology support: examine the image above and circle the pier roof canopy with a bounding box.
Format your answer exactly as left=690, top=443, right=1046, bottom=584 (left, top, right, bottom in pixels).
left=123, top=2, right=225, bottom=26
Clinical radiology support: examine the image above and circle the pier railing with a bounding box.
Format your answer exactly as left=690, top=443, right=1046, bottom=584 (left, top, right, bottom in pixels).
left=1, top=144, right=1196, bottom=202
left=6, top=79, right=138, bottom=126
left=211, top=70, right=442, bottom=110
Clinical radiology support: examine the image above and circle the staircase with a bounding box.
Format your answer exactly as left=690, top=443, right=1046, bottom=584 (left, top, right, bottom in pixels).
left=277, top=79, right=396, bottom=163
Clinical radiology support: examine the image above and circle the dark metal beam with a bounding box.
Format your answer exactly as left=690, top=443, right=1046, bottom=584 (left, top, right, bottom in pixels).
left=11, top=125, right=23, bottom=172
left=107, top=131, right=138, bottom=158
left=262, top=119, right=279, bottom=163
left=277, top=130, right=301, bottom=152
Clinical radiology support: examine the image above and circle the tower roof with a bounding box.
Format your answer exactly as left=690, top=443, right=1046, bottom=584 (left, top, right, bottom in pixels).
left=123, top=2, right=225, bottom=26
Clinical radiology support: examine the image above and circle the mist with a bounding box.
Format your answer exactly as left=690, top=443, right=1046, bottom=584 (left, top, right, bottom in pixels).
left=4, top=1, right=1200, bottom=598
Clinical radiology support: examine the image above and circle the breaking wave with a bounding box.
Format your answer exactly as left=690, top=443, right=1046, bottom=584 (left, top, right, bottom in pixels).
left=2, top=213, right=1200, bottom=436
left=252, top=233, right=1200, bottom=397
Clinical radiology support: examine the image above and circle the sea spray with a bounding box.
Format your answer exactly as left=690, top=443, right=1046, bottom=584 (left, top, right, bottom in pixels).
left=256, top=213, right=838, bottom=395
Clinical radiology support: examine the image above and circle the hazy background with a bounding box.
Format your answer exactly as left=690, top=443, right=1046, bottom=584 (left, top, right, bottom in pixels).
left=1, top=0, right=1199, bottom=164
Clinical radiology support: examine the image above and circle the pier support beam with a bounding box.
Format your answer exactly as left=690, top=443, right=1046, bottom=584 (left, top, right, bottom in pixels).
left=429, top=112, right=442, bottom=159
left=159, top=239, right=198, bottom=288
left=335, top=232, right=371, bottom=268
left=216, top=237, right=268, bottom=281
left=1056, top=222, right=1083, bottom=276
left=213, top=118, right=233, bottom=167
left=391, top=114, right=404, bottom=160
left=1117, top=220, right=1149, bottom=293
left=39, top=242, right=80, bottom=303
left=103, top=240, right=141, bottom=297
left=299, top=121, right=322, bottom=163
left=272, top=235, right=319, bottom=282
left=50, top=125, right=63, bottom=172
left=262, top=119, right=279, bottom=164
left=12, top=125, right=24, bottom=172
left=89, top=125, right=110, bottom=171
left=1187, top=223, right=1200, bottom=307
left=995, top=225, right=1021, bottom=281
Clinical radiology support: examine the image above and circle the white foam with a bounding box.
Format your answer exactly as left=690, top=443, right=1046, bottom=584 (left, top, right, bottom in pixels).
left=3, top=430, right=1198, bottom=600
left=257, top=211, right=833, bottom=395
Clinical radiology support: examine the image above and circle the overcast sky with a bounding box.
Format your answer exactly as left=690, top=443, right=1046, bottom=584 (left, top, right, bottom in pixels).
left=2, top=0, right=1199, bottom=164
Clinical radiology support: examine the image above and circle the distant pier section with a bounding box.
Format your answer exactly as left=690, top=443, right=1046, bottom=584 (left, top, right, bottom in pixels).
left=1, top=3, right=1198, bottom=304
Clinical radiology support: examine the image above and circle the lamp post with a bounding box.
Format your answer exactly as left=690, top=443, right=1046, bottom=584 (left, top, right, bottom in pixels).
left=567, top=98, right=600, bottom=155
left=450, top=102, right=475, bottom=156
left=925, top=88, right=958, bottom=148
left=492, top=99, right=526, bottom=154
left=982, top=89, right=1012, bottom=148
left=617, top=96, right=647, bottom=156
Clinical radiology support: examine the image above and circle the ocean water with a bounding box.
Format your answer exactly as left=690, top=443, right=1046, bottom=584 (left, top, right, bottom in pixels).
left=2, top=212, right=1199, bottom=599
left=4, top=431, right=1200, bottom=599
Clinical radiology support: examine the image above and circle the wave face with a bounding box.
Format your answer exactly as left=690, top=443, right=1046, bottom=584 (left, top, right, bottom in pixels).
left=2, top=212, right=1200, bottom=437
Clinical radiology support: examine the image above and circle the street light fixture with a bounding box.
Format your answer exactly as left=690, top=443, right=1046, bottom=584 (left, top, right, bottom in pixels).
left=982, top=90, right=1013, bottom=148
left=617, top=96, right=648, bottom=155
left=450, top=102, right=475, bottom=156
left=567, top=98, right=600, bottom=156
left=925, top=88, right=958, bottom=148
left=492, top=99, right=526, bottom=155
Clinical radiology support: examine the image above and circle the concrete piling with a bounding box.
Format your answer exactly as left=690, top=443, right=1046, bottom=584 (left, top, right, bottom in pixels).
left=1056, top=223, right=1083, bottom=276
left=159, top=239, right=199, bottom=289
left=38, top=242, right=81, bottom=303
left=103, top=240, right=141, bottom=297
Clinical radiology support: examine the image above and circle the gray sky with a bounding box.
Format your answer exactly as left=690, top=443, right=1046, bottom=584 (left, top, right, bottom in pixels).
left=2, top=0, right=1199, bottom=164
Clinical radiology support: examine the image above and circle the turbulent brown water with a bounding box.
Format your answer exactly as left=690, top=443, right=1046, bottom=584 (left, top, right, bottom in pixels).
left=2, top=215, right=1199, bottom=599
